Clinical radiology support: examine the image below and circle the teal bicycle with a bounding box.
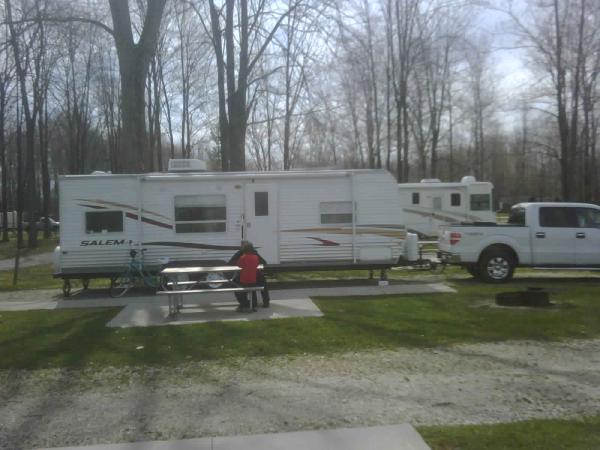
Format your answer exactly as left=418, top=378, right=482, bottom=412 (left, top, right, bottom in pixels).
left=110, top=249, right=159, bottom=297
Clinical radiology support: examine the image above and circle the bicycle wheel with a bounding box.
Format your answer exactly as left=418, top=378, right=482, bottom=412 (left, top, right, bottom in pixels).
left=110, top=273, right=134, bottom=298
left=143, top=272, right=159, bottom=289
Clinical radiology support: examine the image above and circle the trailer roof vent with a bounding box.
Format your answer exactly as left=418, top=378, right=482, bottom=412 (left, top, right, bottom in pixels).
left=460, top=175, right=477, bottom=184
left=168, top=159, right=207, bottom=172
left=420, top=178, right=441, bottom=183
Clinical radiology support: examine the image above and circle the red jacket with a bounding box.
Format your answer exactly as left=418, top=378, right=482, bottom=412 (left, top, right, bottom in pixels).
left=237, top=253, right=259, bottom=284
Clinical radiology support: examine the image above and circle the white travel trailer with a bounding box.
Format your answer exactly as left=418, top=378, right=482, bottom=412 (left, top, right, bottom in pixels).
left=398, top=176, right=495, bottom=237
left=0, top=211, right=17, bottom=229
left=54, top=167, right=412, bottom=285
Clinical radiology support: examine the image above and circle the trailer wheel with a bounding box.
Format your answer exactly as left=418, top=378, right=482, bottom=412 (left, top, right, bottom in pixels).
left=429, top=261, right=446, bottom=274
left=478, top=250, right=515, bottom=283
left=110, top=275, right=134, bottom=298
left=205, top=272, right=224, bottom=289
left=62, top=279, right=71, bottom=297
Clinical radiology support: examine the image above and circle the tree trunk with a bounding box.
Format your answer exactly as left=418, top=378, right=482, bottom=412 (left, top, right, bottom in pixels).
left=119, top=58, right=148, bottom=172
left=0, top=75, right=8, bottom=242
left=109, top=0, right=167, bottom=173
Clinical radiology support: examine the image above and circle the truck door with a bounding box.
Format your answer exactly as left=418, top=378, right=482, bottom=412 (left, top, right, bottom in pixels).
left=574, top=207, right=600, bottom=266
left=244, top=184, right=279, bottom=264
left=532, top=206, right=577, bottom=265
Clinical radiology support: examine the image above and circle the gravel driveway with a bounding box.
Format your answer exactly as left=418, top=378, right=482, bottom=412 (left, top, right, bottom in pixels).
left=0, top=252, right=53, bottom=272
left=1, top=338, right=599, bottom=449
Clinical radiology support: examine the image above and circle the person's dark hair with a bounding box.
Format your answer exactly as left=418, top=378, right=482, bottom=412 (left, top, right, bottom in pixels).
left=242, top=242, right=254, bottom=253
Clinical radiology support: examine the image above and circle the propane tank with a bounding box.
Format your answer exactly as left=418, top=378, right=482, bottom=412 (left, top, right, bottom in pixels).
left=404, top=232, right=420, bottom=262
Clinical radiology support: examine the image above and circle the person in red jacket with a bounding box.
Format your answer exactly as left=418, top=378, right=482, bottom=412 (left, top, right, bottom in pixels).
left=237, top=242, right=261, bottom=311
left=228, top=240, right=270, bottom=309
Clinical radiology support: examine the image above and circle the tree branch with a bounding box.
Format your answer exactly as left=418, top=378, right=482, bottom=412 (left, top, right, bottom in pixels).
left=1, top=16, right=114, bottom=36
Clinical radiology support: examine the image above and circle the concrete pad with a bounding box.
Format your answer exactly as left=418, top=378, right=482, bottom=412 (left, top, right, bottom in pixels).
left=106, top=296, right=323, bottom=328
left=0, top=289, right=161, bottom=311
left=213, top=424, right=431, bottom=450
left=41, top=424, right=430, bottom=450
left=105, top=282, right=454, bottom=328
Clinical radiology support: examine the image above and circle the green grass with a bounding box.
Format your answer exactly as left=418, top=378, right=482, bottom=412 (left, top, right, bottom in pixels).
left=0, top=264, right=64, bottom=291
left=0, top=232, right=58, bottom=260
left=497, top=212, right=509, bottom=223
left=1, top=278, right=600, bottom=369
left=419, top=415, right=600, bottom=450
left=0, top=264, right=110, bottom=291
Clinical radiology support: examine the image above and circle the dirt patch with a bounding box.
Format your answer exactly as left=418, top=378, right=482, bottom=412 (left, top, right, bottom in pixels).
left=1, top=339, right=599, bottom=449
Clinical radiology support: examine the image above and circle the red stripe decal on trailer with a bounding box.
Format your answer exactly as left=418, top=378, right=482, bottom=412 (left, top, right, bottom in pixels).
left=125, top=212, right=173, bottom=230
left=78, top=204, right=107, bottom=209
left=306, top=237, right=340, bottom=246
left=143, top=241, right=240, bottom=251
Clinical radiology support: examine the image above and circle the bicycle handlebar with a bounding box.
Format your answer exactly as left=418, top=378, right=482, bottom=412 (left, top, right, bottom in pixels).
left=130, top=248, right=149, bottom=258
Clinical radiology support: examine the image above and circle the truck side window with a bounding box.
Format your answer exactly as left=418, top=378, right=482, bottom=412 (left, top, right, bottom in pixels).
left=412, top=193, right=420, bottom=205
left=451, top=193, right=461, bottom=207
left=508, top=207, right=525, bottom=226
left=576, top=208, right=600, bottom=228
left=539, top=207, right=578, bottom=228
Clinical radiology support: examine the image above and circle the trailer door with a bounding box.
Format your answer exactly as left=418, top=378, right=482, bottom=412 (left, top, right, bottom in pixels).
left=244, top=184, right=279, bottom=263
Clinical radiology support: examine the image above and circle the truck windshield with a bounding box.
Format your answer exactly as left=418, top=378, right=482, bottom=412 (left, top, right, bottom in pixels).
left=508, top=207, right=525, bottom=225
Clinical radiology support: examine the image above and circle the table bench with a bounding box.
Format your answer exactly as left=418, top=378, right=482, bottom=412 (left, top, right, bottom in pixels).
left=158, top=265, right=265, bottom=316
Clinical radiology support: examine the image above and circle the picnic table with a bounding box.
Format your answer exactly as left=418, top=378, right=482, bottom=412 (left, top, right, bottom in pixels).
left=158, top=265, right=264, bottom=316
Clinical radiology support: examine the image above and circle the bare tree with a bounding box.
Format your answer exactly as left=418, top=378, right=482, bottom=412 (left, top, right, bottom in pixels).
left=96, top=47, right=122, bottom=172
left=0, top=39, right=14, bottom=243
left=504, top=0, right=599, bottom=200
left=108, top=0, right=166, bottom=172
left=464, top=36, right=493, bottom=180
left=6, top=0, right=45, bottom=247
left=391, top=0, right=421, bottom=181
left=193, top=0, right=300, bottom=171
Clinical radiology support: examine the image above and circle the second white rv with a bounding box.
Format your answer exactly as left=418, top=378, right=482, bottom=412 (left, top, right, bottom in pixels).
left=0, top=211, right=17, bottom=230
left=398, top=176, right=495, bottom=237
left=55, top=167, right=411, bottom=282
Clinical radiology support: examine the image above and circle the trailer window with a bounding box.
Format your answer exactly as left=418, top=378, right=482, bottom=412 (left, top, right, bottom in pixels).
left=320, top=202, right=353, bottom=224
left=85, top=211, right=123, bottom=233
left=255, top=192, right=269, bottom=216
left=412, top=193, right=420, bottom=204
left=539, top=207, right=578, bottom=228
left=175, top=195, right=226, bottom=233
left=470, top=194, right=490, bottom=211
left=451, top=193, right=461, bottom=207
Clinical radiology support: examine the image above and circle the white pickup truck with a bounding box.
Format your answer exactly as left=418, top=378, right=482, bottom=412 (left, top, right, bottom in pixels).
left=438, top=202, right=600, bottom=282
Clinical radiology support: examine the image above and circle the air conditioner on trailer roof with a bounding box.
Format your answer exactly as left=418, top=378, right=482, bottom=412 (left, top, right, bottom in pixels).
left=167, top=159, right=207, bottom=172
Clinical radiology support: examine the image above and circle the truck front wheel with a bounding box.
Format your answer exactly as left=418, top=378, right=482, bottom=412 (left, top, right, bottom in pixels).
left=478, top=250, right=515, bottom=283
